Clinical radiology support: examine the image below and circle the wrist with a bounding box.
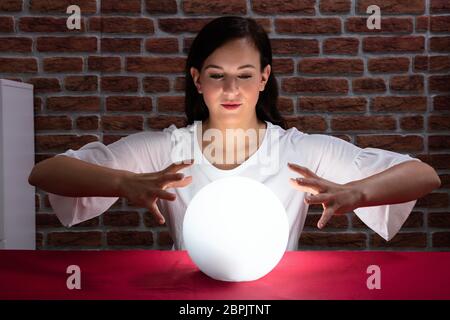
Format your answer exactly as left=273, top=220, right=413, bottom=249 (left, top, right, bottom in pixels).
left=116, top=170, right=135, bottom=198
left=345, top=180, right=368, bottom=209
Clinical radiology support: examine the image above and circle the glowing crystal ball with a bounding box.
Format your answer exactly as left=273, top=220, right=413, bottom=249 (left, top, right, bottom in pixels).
left=183, top=176, right=289, bottom=282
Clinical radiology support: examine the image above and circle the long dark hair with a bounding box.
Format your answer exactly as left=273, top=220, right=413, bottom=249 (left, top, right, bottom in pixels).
left=184, top=16, right=286, bottom=129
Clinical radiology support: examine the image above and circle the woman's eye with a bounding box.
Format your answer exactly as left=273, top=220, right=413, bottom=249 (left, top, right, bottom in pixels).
left=209, top=74, right=252, bottom=79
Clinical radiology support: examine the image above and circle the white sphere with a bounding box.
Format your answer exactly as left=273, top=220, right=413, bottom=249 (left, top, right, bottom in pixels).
left=183, top=176, right=289, bottom=282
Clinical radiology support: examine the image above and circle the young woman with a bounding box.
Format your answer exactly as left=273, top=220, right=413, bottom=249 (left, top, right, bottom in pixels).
left=29, top=16, right=441, bottom=250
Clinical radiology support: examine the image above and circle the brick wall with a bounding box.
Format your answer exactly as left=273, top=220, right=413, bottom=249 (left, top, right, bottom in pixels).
left=0, top=0, right=449, bottom=251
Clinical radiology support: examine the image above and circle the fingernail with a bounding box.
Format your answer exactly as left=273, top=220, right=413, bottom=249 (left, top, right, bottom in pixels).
left=296, top=178, right=303, bottom=183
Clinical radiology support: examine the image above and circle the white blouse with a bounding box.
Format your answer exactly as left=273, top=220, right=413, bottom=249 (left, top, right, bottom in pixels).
left=48, top=121, right=421, bottom=250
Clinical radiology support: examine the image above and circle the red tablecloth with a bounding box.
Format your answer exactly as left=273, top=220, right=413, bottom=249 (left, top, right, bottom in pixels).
left=0, top=250, right=449, bottom=300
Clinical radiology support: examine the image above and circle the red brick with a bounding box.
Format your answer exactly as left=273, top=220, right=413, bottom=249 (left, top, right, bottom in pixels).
left=101, top=77, right=138, bottom=93
left=76, top=116, right=98, bottom=130
left=174, top=77, right=185, bottom=92
left=101, top=0, right=141, bottom=13
left=143, top=77, right=171, bottom=93
left=101, top=116, right=144, bottom=131
left=0, top=58, right=37, bottom=73
left=271, top=38, right=319, bottom=55
left=145, top=38, right=178, bottom=53
left=304, top=213, right=349, bottom=229
left=299, top=97, right=367, bottom=112
left=430, top=37, right=450, bottom=52
left=272, top=58, right=295, bottom=74
left=323, top=38, right=358, bottom=55
left=299, top=232, right=366, bottom=248
left=282, top=77, right=348, bottom=94
left=126, top=57, right=186, bottom=73
left=182, top=0, right=246, bottom=14
left=30, top=0, right=96, bottom=13
left=47, top=96, right=100, bottom=111
left=416, top=193, right=449, bottom=208
left=429, top=75, right=450, bottom=92
left=368, top=57, right=410, bottom=73
left=34, top=97, right=42, bottom=113
left=0, top=0, right=22, bottom=11
left=0, top=37, right=31, bottom=52
left=431, top=16, right=450, bottom=32
left=429, top=212, right=450, bottom=228
left=352, top=78, right=386, bottom=93
left=146, top=0, right=177, bottom=14
left=37, top=37, right=97, bottom=52
left=275, top=18, right=341, bottom=34
left=65, top=76, right=97, bottom=92
left=371, top=233, right=426, bottom=248
left=0, top=17, right=14, bottom=32
left=433, top=95, right=450, bottom=111
left=103, top=211, right=140, bottom=227
left=253, top=0, right=315, bottom=14
left=284, top=116, right=327, bottom=132
left=88, top=56, right=121, bottom=72
left=431, top=0, right=450, bottom=13
left=356, top=0, right=424, bottom=14
left=36, top=135, right=98, bottom=152
left=320, top=0, right=350, bottom=13
left=43, top=57, right=83, bottom=72
left=158, top=96, right=184, bottom=113
left=89, top=17, right=154, bottom=34
left=346, top=17, right=413, bottom=33
left=157, top=231, right=174, bottom=247
left=440, top=174, right=450, bottom=189
left=356, top=135, right=423, bottom=152
left=390, top=75, right=424, bottom=92
left=147, top=116, right=188, bottom=130
left=298, top=58, right=363, bottom=75
left=400, top=116, right=424, bottom=131
left=417, top=154, right=450, bottom=169
left=27, top=78, right=60, bottom=93
left=416, top=16, right=428, bottom=32
left=278, top=97, right=294, bottom=114
left=432, top=232, right=450, bottom=247
left=19, top=17, right=85, bottom=32
left=429, top=135, right=450, bottom=150
left=101, top=38, right=141, bottom=53
left=47, top=232, right=102, bottom=247
left=158, top=18, right=212, bottom=34
left=331, top=116, right=396, bottom=131
left=107, top=231, right=153, bottom=246
left=106, top=96, right=152, bottom=112
left=35, top=116, right=72, bottom=131
left=371, top=96, right=427, bottom=112
left=429, top=56, right=450, bottom=72
left=363, top=36, right=424, bottom=53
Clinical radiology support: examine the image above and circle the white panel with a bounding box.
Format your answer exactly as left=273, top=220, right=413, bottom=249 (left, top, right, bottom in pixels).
left=0, top=79, right=35, bottom=250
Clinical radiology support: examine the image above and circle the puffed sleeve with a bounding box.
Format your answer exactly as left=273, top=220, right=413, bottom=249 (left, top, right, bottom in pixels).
left=48, top=130, right=171, bottom=228
left=316, top=135, right=421, bottom=241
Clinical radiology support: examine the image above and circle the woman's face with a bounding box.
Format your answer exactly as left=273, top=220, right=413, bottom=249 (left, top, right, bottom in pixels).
left=190, top=38, right=271, bottom=127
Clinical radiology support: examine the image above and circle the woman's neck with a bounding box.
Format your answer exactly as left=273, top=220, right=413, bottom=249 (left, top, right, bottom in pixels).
left=198, top=118, right=267, bottom=168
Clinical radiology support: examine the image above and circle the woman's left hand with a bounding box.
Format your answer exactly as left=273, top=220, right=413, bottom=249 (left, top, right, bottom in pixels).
left=288, top=162, right=364, bottom=229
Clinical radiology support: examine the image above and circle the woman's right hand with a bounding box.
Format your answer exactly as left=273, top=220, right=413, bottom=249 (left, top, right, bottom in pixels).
left=118, top=161, right=194, bottom=225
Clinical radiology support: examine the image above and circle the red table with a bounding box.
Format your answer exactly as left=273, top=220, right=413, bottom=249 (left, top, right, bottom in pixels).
left=0, top=250, right=449, bottom=300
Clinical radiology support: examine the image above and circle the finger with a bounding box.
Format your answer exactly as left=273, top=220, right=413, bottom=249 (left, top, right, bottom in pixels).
left=287, top=163, right=317, bottom=178
left=291, top=178, right=328, bottom=193
left=154, top=189, right=176, bottom=201
left=289, top=178, right=319, bottom=195
left=165, top=176, right=193, bottom=189
left=304, top=193, right=332, bottom=205
left=149, top=202, right=165, bottom=225
left=163, top=159, right=195, bottom=174
left=318, top=207, right=334, bottom=229
left=157, top=172, right=185, bottom=188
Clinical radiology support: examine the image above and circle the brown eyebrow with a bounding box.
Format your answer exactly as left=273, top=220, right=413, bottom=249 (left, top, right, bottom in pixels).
left=203, top=64, right=256, bottom=71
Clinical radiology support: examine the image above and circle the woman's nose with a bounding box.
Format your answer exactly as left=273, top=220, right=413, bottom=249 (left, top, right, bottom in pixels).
left=223, top=77, right=239, bottom=94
